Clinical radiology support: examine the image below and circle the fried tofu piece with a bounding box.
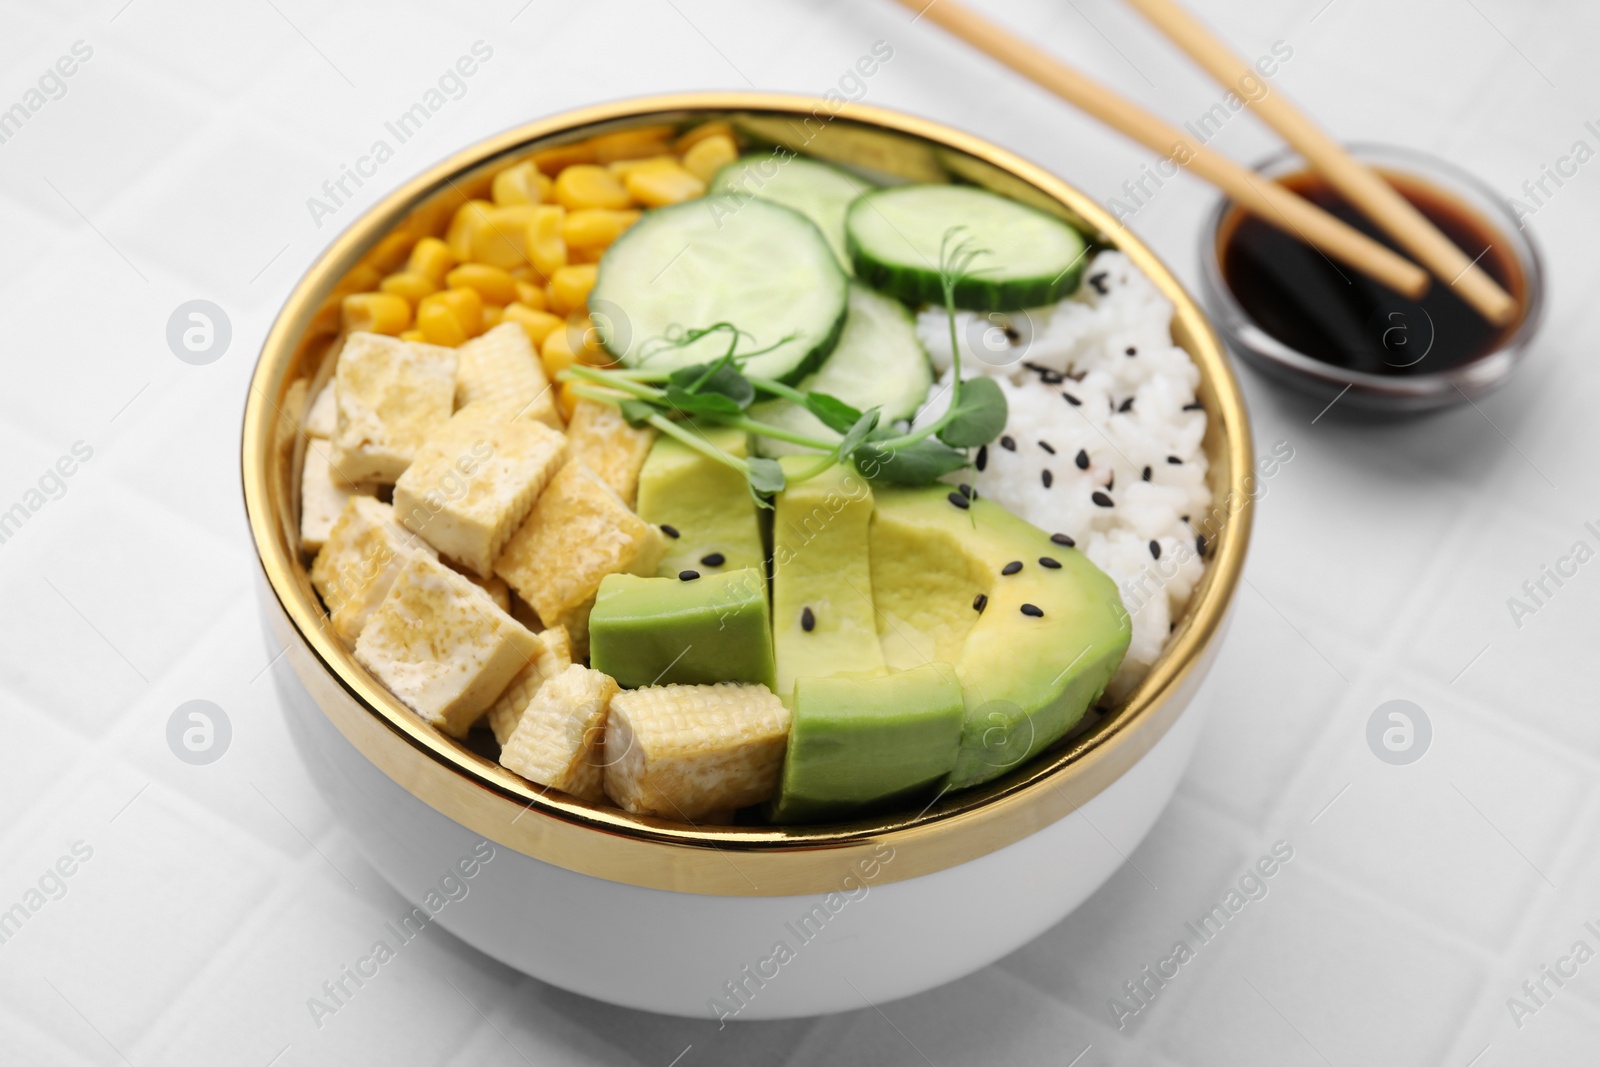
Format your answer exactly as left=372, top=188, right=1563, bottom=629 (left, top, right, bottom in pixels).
left=300, top=440, right=377, bottom=553
left=310, top=497, right=434, bottom=645
left=494, top=461, right=667, bottom=652
left=463, top=571, right=512, bottom=612
left=565, top=398, right=657, bottom=507
left=304, top=379, right=337, bottom=438
left=331, top=331, right=458, bottom=483
left=603, top=683, right=790, bottom=820
left=455, top=322, right=563, bottom=430
left=392, top=403, right=566, bottom=577
left=354, top=553, right=542, bottom=738
left=498, top=663, right=617, bottom=802
left=488, top=625, right=572, bottom=745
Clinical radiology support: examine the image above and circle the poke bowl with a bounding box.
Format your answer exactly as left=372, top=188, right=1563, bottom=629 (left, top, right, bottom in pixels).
left=241, top=93, right=1253, bottom=1019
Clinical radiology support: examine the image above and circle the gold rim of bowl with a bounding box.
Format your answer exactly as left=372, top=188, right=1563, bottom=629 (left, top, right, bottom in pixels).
left=241, top=92, right=1255, bottom=897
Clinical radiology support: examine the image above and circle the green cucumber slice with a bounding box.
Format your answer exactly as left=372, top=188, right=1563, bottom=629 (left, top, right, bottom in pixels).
left=847, top=184, right=1088, bottom=311
left=709, top=152, right=875, bottom=271
left=591, top=195, right=847, bottom=382
left=751, top=283, right=934, bottom=457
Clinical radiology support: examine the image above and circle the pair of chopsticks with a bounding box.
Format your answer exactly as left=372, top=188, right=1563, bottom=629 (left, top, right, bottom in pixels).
left=893, top=0, right=1516, bottom=326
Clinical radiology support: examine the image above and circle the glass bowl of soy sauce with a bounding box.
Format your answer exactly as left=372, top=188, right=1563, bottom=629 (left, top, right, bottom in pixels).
left=1200, top=143, right=1544, bottom=416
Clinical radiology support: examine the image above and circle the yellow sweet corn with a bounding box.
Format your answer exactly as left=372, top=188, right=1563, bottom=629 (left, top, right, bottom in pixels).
left=607, top=154, right=677, bottom=178
left=446, top=263, right=519, bottom=306
left=531, top=142, right=597, bottom=175
left=623, top=158, right=706, bottom=208
left=514, top=280, right=548, bottom=310
left=590, top=126, right=676, bottom=164
left=546, top=264, right=597, bottom=318
left=341, top=292, right=412, bottom=335
left=379, top=271, right=438, bottom=303
left=472, top=205, right=537, bottom=269
left=675, top=121, right=735, bottom=152
left=407, top=236, right=456, bottom=285
left=541, top=324, right=580, bottom=381
left=682, top=133, right=738, bottom=183
left=567, top=245, right=605, bottom=265
left=482, top=304, right=504, bottom=329
left=399, top=329, right=426, bottom=343
left=525, top=204, right=568, bottom=280
left=503, top=303, right=563, bottom=347
left=557, top=381, right=581, bottom=422
left=417, top=287, right=484, bottom=345
left=562, top=208, right=638, bottom=251
left=445, top=200, right=496, bottom=262
left=553, top=165, right=632, bottom=211
left=492, top=160, right=552, bottom=206
left=417, top=302, right=467, bottom=347
left=571, top=315, right=616, bottom=367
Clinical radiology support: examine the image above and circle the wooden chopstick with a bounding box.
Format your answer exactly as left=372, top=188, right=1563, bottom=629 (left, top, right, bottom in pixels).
left=890, top=0, right=1430, bottom=300
left=1124, top=0, right=1517, bottom=325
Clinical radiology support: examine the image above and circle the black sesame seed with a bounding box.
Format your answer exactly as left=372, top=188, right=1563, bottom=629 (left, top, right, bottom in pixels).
left=801, top=606, right=816, bottom=632
left=958, top=483, right=974, bottom=499
left=947, top=491, right=970, bottom=510
left=1050, top=533, right=1076, bottom=547
left=1125, top=346, right=1138, bottom=356
left=1092, top=491, right=1114, bottom=508
left=1003, top=325, right=1021, bottom=342
left=678, top=569, right=700, bottom=581
left=1182, top=514, right=1191, bottom=523
left=1196, top=534, right=1207, bottom=556
left=1039, top=440, right=1056, bottom=455
left=972, top=593, right=988, bottom=613
left=1142, top=465, right=1152, bottom=482
left=1062, top=391, right=1081, bottom=407
left=1107, top=473, right=1115, bottom=491
left=1041, top=370, right=1064, bottom=385
left=1167, top=455, right=1182, bottom=465
left=1041, top=469, right=1054, bottom=489
left=1001, top=561, right=1023, bottom=576
left=976, top=444, right=988, bottom=472
left=660, top=524, right=680, bottom=539
left=1089, top=272, right=1109, bottom=295
left=1149, top=540, right=1161, bottom=560
left=1039, top=556, right=1062, bottom=569
left=1021, top=603, right=1044, bottom=618
left=700, top=552, right=726, bottom=568
left=1119, top=397, right=1136, bottom=413
left=1001, top=435, right=1017, bottom=451
left=1075, top=448, right=1090, bottom=470
left=1183, top=401, right=1204, bottom=411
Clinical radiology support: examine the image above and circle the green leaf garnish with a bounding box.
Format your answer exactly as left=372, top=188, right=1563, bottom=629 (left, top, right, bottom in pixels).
left=855, top=433, right=970, bottom=485
left=746, top=456, right=786, bottom=496
left=804, top=391, right=865, bottom=434
left=835, top=408, right=881, bottom=461
left=935, top=375, right=1008, bottom=447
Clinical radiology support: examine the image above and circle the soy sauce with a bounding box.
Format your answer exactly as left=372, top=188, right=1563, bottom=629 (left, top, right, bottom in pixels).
left=1218, top=169, right=1524, bottom=375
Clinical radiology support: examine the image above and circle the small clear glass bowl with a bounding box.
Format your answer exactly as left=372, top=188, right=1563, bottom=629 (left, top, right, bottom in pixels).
left=1199, top=143, right=1545, bottom=417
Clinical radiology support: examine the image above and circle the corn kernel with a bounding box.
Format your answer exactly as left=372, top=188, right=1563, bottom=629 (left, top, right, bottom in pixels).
left=418, top=286, right=484, bottom=344
left=682, top=134, right=738, bottom=183
left=623, top=158, right=706, bottom=207
left=562, top=208, right=637, bottom=251
left=341, top=292, right=413, bottom=335
left=503, top=303, right=563, bottom=347
left=417, top=302, right=468, bottom=347
left=525, top=203, right=568, bottom=280
left=557, top=381, right=581, bottom=422
left=492, top=160, right=552, bottom=206
left=675, top=120, right=736, bottom=152
left=531, top=142, right=597, bottom=175
left=568, top=245, right=605, bottom=265
left=407, top=236, right=457, bottom=284
left=541, top=325, right=579, bottom=380
left=445, top=263, right=519, bottom=305
left=472, top=205, right=537, bottom=269
left=607, top=154, right=677, bottom=178
left=546, top=264, right=597, bottom=317
left=379, top=271, right=438, bottom=303
left=399, top=329, right=426, bottom=343
left=514, top=280, right=548, bottom=309
left=482, top=305, right=505, bottom=329
left=445, top=200, right=496, bottom=262
left=553, top=165, right=632, bottom=211
left=572, top=315, right=617, bottom=366
left=590, top=126, right=676, bottom=163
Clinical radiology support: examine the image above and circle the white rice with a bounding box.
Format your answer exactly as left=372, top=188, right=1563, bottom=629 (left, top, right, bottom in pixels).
left=913, top=250, right=1212, bottom=699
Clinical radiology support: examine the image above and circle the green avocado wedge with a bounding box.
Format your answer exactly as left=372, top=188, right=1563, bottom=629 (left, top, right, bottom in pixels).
left=868, top=486, right=1131, bottom=790
left=589, top=568, right=776, bottom=691
left=769, top=664, right=965, bottom=824
left=634, top=424, right=765, bottom=578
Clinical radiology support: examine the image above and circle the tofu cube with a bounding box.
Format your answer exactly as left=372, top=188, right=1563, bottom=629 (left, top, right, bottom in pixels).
left=462, top=571, right=512, bottom=613
left=455, top=322, right=563, bottom=430
left=498, top=663, right=618, bottom=803
left=494, top=461, right=666, bottom=652
left=603, top=683, right=790, bottom=820
left=354, top=552, right=542, bottom=738
left=300, top=440, right=377, bottom=554
left=331, top=331, right=457, bottom=483
left=392, top=403, right=567, bottom=577
left=565, top=398, right=657, bottom=507
left=488, top=625, right=573, bottom=745
left=304, top=379, right=337, bottom=438
left=310, top=497, right=434, bottom=645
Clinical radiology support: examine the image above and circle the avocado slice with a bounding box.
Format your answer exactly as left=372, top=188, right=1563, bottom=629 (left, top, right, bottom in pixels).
left=769, top=663, right=965, bottom=824
left=589, top=568, right=776, bottom=690
left=771, top=458, right=886, bottom=697
left=869, top=486, right=1130, bottom=790
left=635, top=424, right=764, bottom=578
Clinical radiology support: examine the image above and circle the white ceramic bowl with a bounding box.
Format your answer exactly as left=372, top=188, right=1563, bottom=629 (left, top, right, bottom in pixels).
left=243, top=94, right=1253, bottom=1019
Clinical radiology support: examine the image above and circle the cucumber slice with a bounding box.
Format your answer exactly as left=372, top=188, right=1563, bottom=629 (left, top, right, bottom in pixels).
left=847, top=185, right=1088, bottom=311
left=709, top=152, right=875, bottom=271
left=751, top=283, right=934, bottom=457
left=591, top=196, right=847, bottom=382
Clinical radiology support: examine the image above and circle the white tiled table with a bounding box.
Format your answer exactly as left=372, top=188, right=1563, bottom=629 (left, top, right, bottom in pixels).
left=1, top=1, right=1594, bottom=1063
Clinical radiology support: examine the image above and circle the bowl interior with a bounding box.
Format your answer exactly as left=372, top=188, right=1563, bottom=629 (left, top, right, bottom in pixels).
left=243, top=94, right=1254, bottom=895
